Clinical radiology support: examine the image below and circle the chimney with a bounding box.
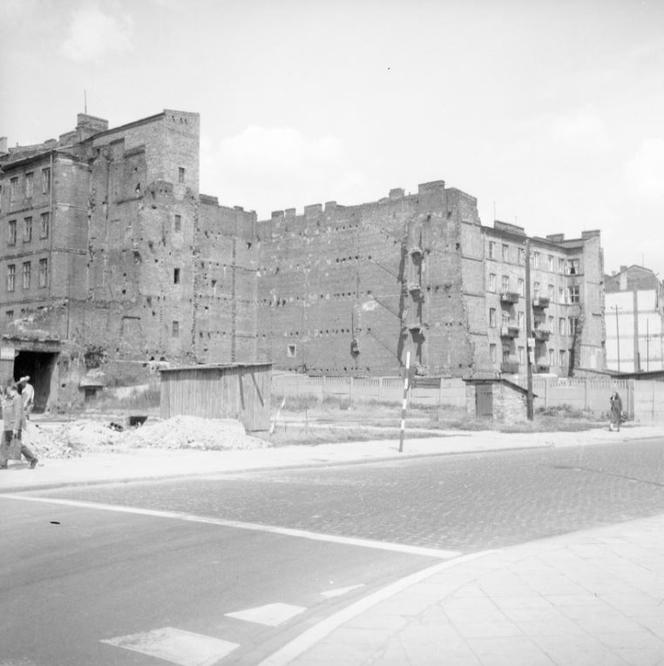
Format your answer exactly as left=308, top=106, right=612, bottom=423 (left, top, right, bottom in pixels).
left=0, top=137, right=7, bottom=155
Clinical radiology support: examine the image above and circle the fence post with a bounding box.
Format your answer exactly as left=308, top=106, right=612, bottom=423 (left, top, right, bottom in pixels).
left=584, top=377, right=589, bottom=411
left=543, top=379, right=548, bottom=409
left=628, top=379, right=635, bottom=420
left=321, top=375, right=326, bottom=401
left=349, top=376, right=354, bottom=405
left=439, top=377, right=444, bottom=407
left=378, top=376, right=384, bottom=402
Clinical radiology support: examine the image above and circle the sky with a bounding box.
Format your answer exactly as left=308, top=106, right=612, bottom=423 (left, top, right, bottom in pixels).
left=2, top=0, right=664, bottom=275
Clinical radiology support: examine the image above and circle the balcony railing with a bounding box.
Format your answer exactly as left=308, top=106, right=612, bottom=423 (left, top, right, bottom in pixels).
left=500, top=291, right=520, bottom=304
left=535, top=362, right=550, bottom=373
left=533, top=328, right=551, bottom=341
left=532, top=296, right=550, bottom=309
left=500, top=324, right=520, bottom=338
left=500, top=360, right=520, bottom=374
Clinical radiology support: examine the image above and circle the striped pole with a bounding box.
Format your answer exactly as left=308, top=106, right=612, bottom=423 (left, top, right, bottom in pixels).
left=399, top=350, right=411, bottom=453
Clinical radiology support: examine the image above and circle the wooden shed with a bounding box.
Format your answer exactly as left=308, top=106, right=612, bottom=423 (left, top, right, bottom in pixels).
left=160, top=363, right=272, bottom=431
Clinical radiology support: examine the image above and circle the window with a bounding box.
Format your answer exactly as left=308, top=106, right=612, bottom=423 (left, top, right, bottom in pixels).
left=558, top=257, right=566, bottom=273
left=548, top=315, right=554, bottom=330
left=548, top=255, right=554, bottom=271
left=489, top=343, right=497, bottom=363
left=518, top=277, right=524, bottom=296
left=489, top=308, right=497, bottom=327
left=6, top=310, right=13, bottom=319
left=488, top=241, right=495, bottom=259
left=23, top=217, right=32, bottom=243
left=518, top=247, right=525, bottom=265
left=40, top=212, right=49, bottom=239
left=502, top=347, right=511, bottom=362
left=568, top=285, right=580, bottom=303
left=10, top=177, right=18, bottom=202
left=22, top=261, right=31, bottom=289
left=7, top=264, right=15, bottom=292
left=38, top=258, right=48, bottom=287
left=174, top=214, right=182, bottom=232
left=559, top=317, right=566, bottom=335
left=501, top=310, right=510, bottom=326
left=172, top=320, right=179, bottom=337
left=569, top=317, right=578, bottom=335
left=549, top=348, right=555, bottom=366
left=178, top=167, right=185, bottom=183
left=568, top=259, right=580, bottom=275
left=488, top=273, right=496, bottom=291
left=501, top=275, right=510, bottom=292
left=287, top=344, right=297, bottom=358
left=533, top=281, right=540, bottom=297
left=518, top=311, right=525, bottom=329
left=42, top=168, right=51, bottom=194
left=559, top=349, right=567, bottom=367
left=518, top=346, right=525, bottom=363
left=533, top=251, right=540, bottom=268
left=25, top=172, right=33, bottom=198
left=0, top=184, right=2, bottom=211
left=558, top=286, right=564, bottom=303
left=173, top=268, right=181, bottom=284
left=8, top=219, right=17, bottom=246
left=502, top=244, right=509, bottom=261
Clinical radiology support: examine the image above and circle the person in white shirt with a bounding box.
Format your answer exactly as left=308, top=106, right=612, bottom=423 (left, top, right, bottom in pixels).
left=18, top=376, right=34, bottom=419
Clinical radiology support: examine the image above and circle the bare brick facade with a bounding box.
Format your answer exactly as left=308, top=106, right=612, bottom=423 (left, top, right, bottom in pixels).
left=0, top=110, right=606, bottom=410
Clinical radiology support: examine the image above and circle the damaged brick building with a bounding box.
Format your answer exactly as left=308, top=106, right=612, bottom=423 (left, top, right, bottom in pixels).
left=0, top=110, right=605, bottom=410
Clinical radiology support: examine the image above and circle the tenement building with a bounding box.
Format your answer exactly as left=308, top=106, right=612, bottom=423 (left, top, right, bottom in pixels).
left=0, top=110, right=606, bottom=410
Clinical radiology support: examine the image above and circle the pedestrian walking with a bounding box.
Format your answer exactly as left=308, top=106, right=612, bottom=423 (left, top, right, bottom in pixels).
left=17, top=375, right=34, bottom=420
left=609, top=389, right=623, bottom=432
left=0, top=383, right=38, bottom=469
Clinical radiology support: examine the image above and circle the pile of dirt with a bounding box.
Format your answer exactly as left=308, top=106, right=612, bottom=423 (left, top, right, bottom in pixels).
left=24, top=416, right=267, bottom=458
left=118, top=415, right=267, bottom=451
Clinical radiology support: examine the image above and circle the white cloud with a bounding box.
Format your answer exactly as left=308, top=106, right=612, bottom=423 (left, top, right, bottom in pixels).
left=61, top=6, right=133, bottom=62
left=201, top=126, right=369, bottom=216
left=625, top=138, right=664, bottom=200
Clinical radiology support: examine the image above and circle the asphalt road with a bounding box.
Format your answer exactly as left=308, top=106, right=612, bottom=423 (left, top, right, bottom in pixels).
left=3, top=437, right=664, bottom=665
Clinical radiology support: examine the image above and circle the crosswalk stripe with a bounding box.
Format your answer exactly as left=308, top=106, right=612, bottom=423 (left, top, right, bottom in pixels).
left=100, top=627, right=239, bottom=666
left=225, top=603, right=306, bottom=626
left=321, top=584, right=365, bottom=598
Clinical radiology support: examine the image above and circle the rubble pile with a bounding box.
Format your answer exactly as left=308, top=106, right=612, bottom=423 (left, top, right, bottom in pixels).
left=23, top=416, right=267, bottom=458
left=118, top=415, right=267, bottom=451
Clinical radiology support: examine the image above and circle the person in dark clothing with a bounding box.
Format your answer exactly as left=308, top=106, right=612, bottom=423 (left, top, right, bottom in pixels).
left=609, top=390, right=623, bottom=432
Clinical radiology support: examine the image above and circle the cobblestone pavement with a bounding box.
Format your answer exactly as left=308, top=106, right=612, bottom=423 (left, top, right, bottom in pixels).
left=37, top=438, right=664, bottom=552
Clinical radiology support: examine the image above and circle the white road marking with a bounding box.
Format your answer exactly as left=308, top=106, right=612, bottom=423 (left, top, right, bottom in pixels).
left=225, top=603, right=305, bottom=626
left=0, top=494, right=461, bottom=559
left=258, top=550, right=494, bottom=666
left=321, top=584, right=365, bottom=598
left=100, top=626, right=238, bottom=666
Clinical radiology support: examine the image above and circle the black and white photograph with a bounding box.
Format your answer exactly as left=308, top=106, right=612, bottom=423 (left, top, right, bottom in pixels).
left=2, top=0, right=664, bottom=664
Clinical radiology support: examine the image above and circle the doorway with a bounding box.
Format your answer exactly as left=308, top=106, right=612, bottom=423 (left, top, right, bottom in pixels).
left=13, top=351, right=59, bottom=413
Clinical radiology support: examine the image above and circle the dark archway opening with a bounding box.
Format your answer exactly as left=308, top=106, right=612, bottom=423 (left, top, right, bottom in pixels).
left=13, top=351, right=59, bottom=413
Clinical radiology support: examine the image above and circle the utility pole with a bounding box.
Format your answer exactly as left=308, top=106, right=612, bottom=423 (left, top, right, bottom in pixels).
left=524, top=239, right=534, bottom=420
left=614, top=305, right=620, bottom=372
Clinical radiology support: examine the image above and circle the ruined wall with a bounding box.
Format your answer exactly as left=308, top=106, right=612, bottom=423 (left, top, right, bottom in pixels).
left=194, top=197, right=258, bottom=363
left=84, top=112, right=200, bottom=364
left=256, top=181, right=480, bottom=376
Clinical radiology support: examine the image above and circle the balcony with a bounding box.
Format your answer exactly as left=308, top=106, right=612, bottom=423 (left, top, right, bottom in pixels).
left=532, top=296, right=550, bottom=309
left=500, top=359, right=520, bottom=374
left=500, top=291, right=520, bottom=304
left=500, top=324, right=520, bottom=338
left=533, top=328, right=551, bottom=341
left=535, top=362, right=550, bottom=373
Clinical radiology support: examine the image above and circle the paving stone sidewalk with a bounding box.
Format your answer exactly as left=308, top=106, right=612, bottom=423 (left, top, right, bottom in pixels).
left=279, top=513, right=664, bottom=666
left=0, top=424, right=662, bottom=492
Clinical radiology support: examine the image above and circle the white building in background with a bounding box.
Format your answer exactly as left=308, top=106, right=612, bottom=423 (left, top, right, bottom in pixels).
left=604, top=265, right=664, bottom=373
